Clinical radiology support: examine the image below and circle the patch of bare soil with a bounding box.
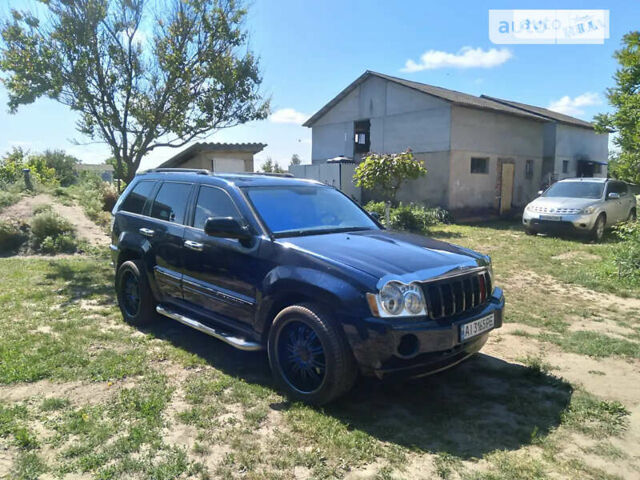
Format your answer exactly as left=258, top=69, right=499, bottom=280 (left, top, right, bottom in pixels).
left=0, top=378, right=136, bottom=405
left=502, top=270, right=640, bottom=315
left=0, top=193, right=109, bottom=247
left=551, top=251, right=601, bottom=262
left=0, top=444, right=17, bottom=480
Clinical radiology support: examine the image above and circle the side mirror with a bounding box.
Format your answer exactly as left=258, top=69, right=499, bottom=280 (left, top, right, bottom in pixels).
left=204, top=217, right=251, bottom=240
left=369, top=211, right=381, bottom=221
left=537, top=190, right=544, bottom=196
left=607, top=192, right=621, bottom=200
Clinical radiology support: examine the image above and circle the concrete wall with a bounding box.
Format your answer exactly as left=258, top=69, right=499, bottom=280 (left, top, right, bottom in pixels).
left=394, top=152, right=451, bottom=207
left=554, top=124, right=608, bottom=179
left=290, top=163, right=361, bottom=202
left=310, top=76, right=451, bottom=163
left=448, top=106, right=544, bottom=210
left=179, top=151, right=254, bottom=172
left=448, top=152, right=542, bottom=209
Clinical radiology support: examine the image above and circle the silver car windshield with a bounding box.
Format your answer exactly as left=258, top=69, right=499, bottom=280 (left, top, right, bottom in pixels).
left=543, top=182, right=604, bottom=199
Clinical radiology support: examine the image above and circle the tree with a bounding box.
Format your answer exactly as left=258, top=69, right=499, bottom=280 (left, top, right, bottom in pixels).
left=354, top=150, right=427, bottom=205
left=354, top=150, right=427, bottom=224
left=31, top=150, right=80, bottom=186
left=0, top=146, right=57, bottom=185
left=0, top=0, right=269, bottom=190
left=289, top=153, right=301, bottom=167
left=594, top=31, right=640, bottom=184
left=260, top=158, right=285, bottom=173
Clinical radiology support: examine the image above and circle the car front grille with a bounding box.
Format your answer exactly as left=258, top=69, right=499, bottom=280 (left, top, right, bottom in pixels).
left=530, top=205, right=581, bottom=214
left=421, top=269, right=492, bottom=320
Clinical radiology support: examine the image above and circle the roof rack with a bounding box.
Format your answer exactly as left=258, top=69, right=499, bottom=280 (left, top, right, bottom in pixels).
left=223, top=172, right=293, bottom=178
left=141, top=168, right=209, bottom=175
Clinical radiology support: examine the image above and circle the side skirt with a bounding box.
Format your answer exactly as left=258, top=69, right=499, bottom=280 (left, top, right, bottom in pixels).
left=156, top=305, right=264, bottom=352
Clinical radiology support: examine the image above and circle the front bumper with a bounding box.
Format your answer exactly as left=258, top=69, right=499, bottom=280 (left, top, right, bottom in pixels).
left=343, top=288, right=504, bottom=378
left=522, top=210, right=597, bottom=234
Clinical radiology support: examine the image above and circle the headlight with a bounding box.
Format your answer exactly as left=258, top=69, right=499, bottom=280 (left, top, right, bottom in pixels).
left=367, top=281, right=427, bottom=318
left=525, top=204, right=534, bottom=212
left=582, top=206, right=596, bottom=214
left=380, top=282, right=404, bottom=315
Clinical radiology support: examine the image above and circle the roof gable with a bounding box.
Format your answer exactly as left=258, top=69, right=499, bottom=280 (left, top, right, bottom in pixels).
left=159, top=142, right=266, bottom=168
left=303, top=71, right=548, bottom=127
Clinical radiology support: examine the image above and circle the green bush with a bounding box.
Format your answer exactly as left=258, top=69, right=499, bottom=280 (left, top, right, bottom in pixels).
left=614, top=221, right=640, bottom=282
left=30, top=211, right=75, bottom=249
left=40, top=233, right=77, bottom=254
left=0, top=220, right=28, bottom=253
left=0, top=190, right=17, bottom=210
left=363, top=201, right=451, bottom=233
left=32, top=204, right=53, bottom=215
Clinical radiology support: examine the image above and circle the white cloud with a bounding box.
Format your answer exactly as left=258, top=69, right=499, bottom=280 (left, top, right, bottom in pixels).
left=402, top=46, right=513, bottom=72
left=269, top=108, right=308, bottom=125
left=547, top=92, right=601, bottom=116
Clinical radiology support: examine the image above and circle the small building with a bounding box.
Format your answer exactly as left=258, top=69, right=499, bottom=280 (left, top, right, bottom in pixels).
left=303, top=71, right=608, bottom=215
left=158, top=142, right=266, bottom=173
left=76, top=163, right=115, bottom=183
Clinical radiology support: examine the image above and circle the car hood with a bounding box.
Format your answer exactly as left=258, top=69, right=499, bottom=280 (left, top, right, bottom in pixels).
left=278, top=229, right=487, bottom=287
left=529, top=197, right=599, bottom=209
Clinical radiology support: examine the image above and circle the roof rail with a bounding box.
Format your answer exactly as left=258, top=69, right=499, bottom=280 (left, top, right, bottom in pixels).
left=141, top=168, right=209, bottom=175
left=224, top=172, right=293, bottom=178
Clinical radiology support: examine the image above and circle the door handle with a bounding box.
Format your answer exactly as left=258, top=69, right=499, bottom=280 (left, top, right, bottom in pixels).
left=184, top=240, right=204, bottom=252
left=139, top=228, right=155, bottom=237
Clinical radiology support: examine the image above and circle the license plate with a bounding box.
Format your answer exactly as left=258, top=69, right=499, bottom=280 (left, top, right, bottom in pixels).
left=460, top=313, right=495, bottom=341
left=539, top=215, right=562, bottom=221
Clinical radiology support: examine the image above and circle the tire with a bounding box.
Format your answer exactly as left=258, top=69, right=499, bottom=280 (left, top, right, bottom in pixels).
left=591, top=214, right=606, bottom=242
left=116, top=259, right=157, bottom=325
left=524, top=228, right=536, bottom=236
left=628, top=209, right=637, bottom=223
left=268, top=304, right=357, bottom=405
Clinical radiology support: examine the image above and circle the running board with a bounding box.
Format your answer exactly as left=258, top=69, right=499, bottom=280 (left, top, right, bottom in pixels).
left=156, top=305, right=263, bottom=352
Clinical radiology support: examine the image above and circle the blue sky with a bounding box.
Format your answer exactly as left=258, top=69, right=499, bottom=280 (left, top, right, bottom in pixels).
left=1, top=0, right=638, bottom=170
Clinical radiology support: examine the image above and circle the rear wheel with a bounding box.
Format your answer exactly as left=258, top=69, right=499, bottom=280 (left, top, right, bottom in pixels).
left=268, top=304, right=357, bottom=405
left=591, top=214, right=606, bottom=242
left=628, top=208, right=637, bottom=223
left=116, top=260, right=157, bottom=325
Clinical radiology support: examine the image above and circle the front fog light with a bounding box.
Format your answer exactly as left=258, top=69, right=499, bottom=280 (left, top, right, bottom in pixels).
left=380, top=282, right=404, bottom=315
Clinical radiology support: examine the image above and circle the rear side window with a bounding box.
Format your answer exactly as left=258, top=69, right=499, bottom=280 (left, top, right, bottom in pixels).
left=150, top=182, right=192, bottom=224
left=193, top=186, right=241, bottom=230
left=120, top=181, right=155, bottom=215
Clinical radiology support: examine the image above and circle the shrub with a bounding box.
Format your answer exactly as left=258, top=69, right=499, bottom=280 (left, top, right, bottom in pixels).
left=40, top=233, right=77, bottom=254
left=614, top=222, right=640, bottom=282
left=101, top=182, right=119, bottom=212
left=30, top=211, right=75, bottom=249
left=0, top=220, right=28, bottom=253
left=32, top=204, right=53, bottom=215
left=363, top=201, right=451, bottom=233
left=0, top=190, right=17, bottom=210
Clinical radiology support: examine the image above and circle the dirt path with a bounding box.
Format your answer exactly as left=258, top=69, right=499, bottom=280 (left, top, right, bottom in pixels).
left=0, top=193, right=109, bottom=246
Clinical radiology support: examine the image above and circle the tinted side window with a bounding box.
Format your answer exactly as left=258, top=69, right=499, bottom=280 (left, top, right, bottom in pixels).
left=150, top=182, right=192, bottom=224
left=193, top=186, right=241, bottom=229
left=120, top=181, right=155, bottom=215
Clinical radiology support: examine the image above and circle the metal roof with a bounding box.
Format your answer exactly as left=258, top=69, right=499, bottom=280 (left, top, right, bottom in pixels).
left=480, top=95, right=596, bottom=130
left=158, top=142, right=267, bottom=168
left=303, top=70, right=549, bottom=127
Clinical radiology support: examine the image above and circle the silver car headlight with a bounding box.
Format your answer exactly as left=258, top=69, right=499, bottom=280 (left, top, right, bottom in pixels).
left=525, top=203, right=534, bottom=212
left=367, top=281, right=427, bottom=318
left=581, top=205, right=596, bottom=214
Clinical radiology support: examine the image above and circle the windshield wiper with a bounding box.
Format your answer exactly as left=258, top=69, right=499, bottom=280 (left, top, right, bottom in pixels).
left=275, top=226, right=373, bottom=238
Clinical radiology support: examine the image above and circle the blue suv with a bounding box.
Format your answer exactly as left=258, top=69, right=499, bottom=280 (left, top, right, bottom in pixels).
left=111, top=169, right=504, bottom=404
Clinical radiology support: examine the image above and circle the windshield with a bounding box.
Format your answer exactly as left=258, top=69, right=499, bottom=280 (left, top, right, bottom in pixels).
left=543, top=182, right=604, bottom=199
left=243, top=185, right=379, bottom=237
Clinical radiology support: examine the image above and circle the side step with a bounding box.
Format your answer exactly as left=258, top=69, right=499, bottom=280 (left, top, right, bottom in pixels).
left=156, top=305, right=264, bottom=352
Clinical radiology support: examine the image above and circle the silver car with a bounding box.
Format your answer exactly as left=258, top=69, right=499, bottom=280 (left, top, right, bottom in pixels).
left=522, top=178, right=637, bottom=241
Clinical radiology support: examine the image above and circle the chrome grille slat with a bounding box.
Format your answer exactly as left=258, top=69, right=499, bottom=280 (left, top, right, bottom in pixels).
left=424, top=270, right=491, bottom=320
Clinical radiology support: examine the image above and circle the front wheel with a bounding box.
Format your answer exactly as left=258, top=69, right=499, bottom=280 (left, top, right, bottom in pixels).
left=268, top=304, right=357, bottom=405
left=591, top=214, right=606, bottom=243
